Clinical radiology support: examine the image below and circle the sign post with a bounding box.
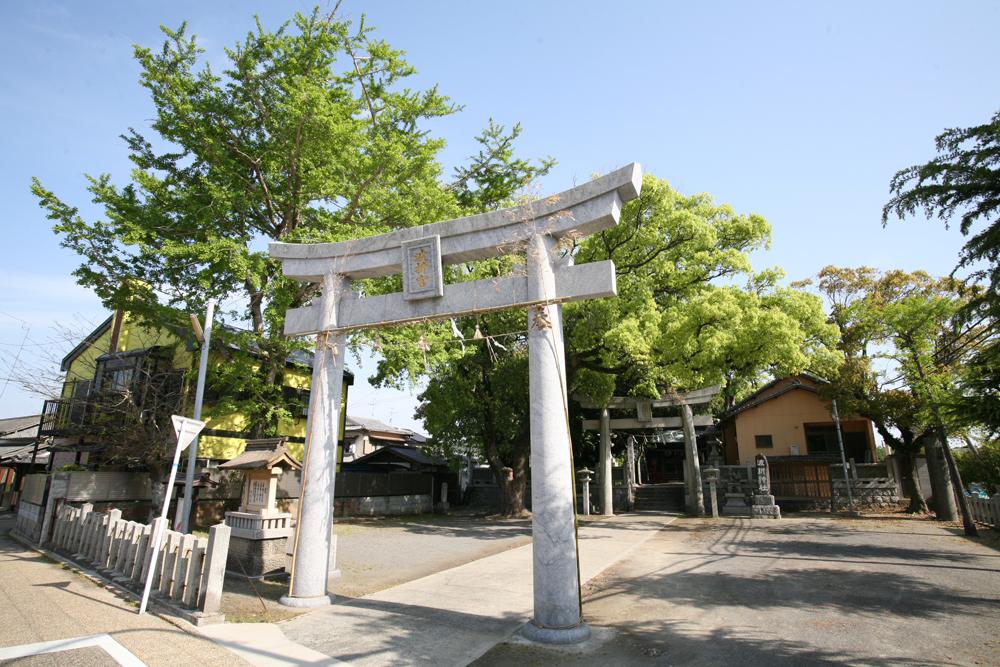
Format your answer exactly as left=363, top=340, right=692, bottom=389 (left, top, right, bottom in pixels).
left=139, top=415, right=205, bottom=615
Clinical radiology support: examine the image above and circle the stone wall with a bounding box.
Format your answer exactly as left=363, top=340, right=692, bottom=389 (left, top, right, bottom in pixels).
left=227, top=533, right=288, bottom=577
left=14, top=499, right=44, bottom=541
left=15, top=469, right=441, bottom=527
left=832, top=477, right=900, bottom=510
left=333, top=493, right=432, bottom=517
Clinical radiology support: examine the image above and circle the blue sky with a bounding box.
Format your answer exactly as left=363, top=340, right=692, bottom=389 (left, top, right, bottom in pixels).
left=2, top=1, right=998, bottom=430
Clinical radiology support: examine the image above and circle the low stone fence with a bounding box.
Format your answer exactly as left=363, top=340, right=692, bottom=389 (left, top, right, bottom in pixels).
left=467, top=480, right=629, bottom=513
left=48, top=503, right=230, bottom=623
left=334, top=494, right=432, bottom=517
left=832, top=477, right=900, bottom=510
left=968, top=495, right=1000, bottom=528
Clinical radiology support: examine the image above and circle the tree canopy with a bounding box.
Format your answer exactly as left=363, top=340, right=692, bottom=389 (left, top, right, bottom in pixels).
left=817, top=265, right=986, bottom=512
left=567, top=175, right=841, bottom=408
left=31, top=9, right=546, bottom=440
left=883, top=109, right=1000, bottom=437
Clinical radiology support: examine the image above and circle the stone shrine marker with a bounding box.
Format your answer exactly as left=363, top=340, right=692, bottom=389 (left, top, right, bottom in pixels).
left=269, top=163, right=642, bottom=643
left=751, top=453, right=782, bottom=519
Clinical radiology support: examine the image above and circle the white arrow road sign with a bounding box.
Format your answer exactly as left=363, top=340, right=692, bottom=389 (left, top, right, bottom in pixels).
left=139, top=416, right=207, bottom=615
left=171, top=415, right=206, bottom=452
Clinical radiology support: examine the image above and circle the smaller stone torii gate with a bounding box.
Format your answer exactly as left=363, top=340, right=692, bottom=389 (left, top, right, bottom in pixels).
left=578, top=386, right=718, bottom=515
left=269, top=163, right=642, bottom=643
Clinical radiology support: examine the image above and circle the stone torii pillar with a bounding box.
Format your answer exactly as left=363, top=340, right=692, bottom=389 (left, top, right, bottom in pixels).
left=269, top=163, right=642, bottom=643
left=625, top=435, right=637, bottom=508
left=680, top=401, right=704, bottom=516
left=599, top=407, right=613, bottom=516
left=280, top=272, right=348, bottom=607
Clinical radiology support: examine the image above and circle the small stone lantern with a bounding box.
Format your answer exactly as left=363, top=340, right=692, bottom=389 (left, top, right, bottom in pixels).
left=219, top=437, right=301, bottom=577
left=577, top=468, right=594, bottom=516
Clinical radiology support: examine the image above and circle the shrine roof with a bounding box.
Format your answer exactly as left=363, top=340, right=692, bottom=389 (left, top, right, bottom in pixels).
left=220, top=437, right=302, bottom=471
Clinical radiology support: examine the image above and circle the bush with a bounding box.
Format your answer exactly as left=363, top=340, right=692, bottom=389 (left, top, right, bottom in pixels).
left=955, top=440, right=1000, bottom=495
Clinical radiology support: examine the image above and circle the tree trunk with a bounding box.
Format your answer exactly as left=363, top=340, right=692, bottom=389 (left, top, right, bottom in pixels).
left=925, top=435, right=959, bottom=521
left=484, top=434, right=530, bottom=518
left=499, top=469, right=528, bottom=517
left=897, top=449, right=928, bottom=513
left=939, top=427, right=979, bottom=537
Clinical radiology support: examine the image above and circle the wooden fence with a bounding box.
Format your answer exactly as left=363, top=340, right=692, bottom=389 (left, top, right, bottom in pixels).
left=769, top=460, right=832, bottom=502
left=50, top=503, right=230, bottom=618
left=968, top=494, right=1000, bottom=528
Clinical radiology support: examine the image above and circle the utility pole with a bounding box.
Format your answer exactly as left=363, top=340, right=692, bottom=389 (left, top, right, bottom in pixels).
left=831, top=400, right=855, bottom=514
left=178, top=298, right=215, bottom=533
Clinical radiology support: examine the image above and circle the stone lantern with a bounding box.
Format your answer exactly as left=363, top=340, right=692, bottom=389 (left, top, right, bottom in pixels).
left=219, top=437, right=301, bottom=577
left=576, top=468, right=594, bottom=516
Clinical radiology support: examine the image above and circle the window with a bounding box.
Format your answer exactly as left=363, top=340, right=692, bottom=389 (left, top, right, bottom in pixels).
left=755, top=434, right=773, bottom=448
left=804, top=424, right=871, bottom=461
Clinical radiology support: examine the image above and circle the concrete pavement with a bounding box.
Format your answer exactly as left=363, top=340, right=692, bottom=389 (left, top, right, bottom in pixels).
left=476, top=516, right=1000, bottom=666
left=200, top=512, right=675, bottom=666
left=0, top=513, right=249, bottom=667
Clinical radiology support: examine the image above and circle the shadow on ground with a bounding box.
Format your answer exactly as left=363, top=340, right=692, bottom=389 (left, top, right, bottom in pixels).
left=474, top=620, right=956, bottom=667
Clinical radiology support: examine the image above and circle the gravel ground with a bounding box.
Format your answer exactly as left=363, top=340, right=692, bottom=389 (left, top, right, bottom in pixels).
left=475, top=514, right=1000, bottom=667
left=221, top=511, right=532, bottom=623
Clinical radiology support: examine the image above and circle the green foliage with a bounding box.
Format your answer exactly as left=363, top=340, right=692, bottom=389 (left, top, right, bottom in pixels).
left=416, top=340, right=529, bottom=465
left=883, top=109, right=1000, bottom=436
left=955, top=440, right=1000, bottom=495
left=568, top=175, right=840, bottom=407
left=950, top=349, right=1000, bottom=436
left=450, top=120, right=555, bottom=214
left=30, top=9, right=548, bottom=445
left=818, top=266, right=983, bottom=450
left=883, top=109, right=1000, bottom=293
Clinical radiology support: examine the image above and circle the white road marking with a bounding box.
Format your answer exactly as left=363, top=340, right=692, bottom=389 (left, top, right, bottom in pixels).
left=0, top=633, right=146, bottom=666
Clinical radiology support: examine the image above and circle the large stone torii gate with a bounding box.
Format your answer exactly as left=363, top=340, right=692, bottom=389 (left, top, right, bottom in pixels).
left=269, top=163, right=642, bottom=643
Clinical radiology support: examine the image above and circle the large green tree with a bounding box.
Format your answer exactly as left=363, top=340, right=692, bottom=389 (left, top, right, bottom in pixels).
left=567, top=175, right=841, bottom=408
left=30, top=9, right=549, bottom=506
left=383, top=175, right=840, bottom=515
left=818, top=266, right=984, bottom=530
left=884, top=109, right=1000, bottom=437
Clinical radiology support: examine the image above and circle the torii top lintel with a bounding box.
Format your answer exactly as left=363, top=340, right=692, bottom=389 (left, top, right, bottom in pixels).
left=271, top=162, right=642, bottom=336
left=270, top=163, right=642, bottom=281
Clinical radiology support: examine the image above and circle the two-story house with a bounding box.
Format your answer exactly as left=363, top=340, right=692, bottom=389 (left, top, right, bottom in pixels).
left=39, top=309, right=353, bottom=470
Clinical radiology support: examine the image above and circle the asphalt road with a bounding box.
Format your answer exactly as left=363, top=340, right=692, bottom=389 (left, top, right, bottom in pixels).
left=475, top=515, right=1000, bottom=667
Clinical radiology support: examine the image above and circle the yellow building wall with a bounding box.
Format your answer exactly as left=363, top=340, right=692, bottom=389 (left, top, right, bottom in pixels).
left=63, top=326, right=114, bottom=392
left=733, top=388, right=876, bottom=464
left=116, top=316, right=193, bottom=370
